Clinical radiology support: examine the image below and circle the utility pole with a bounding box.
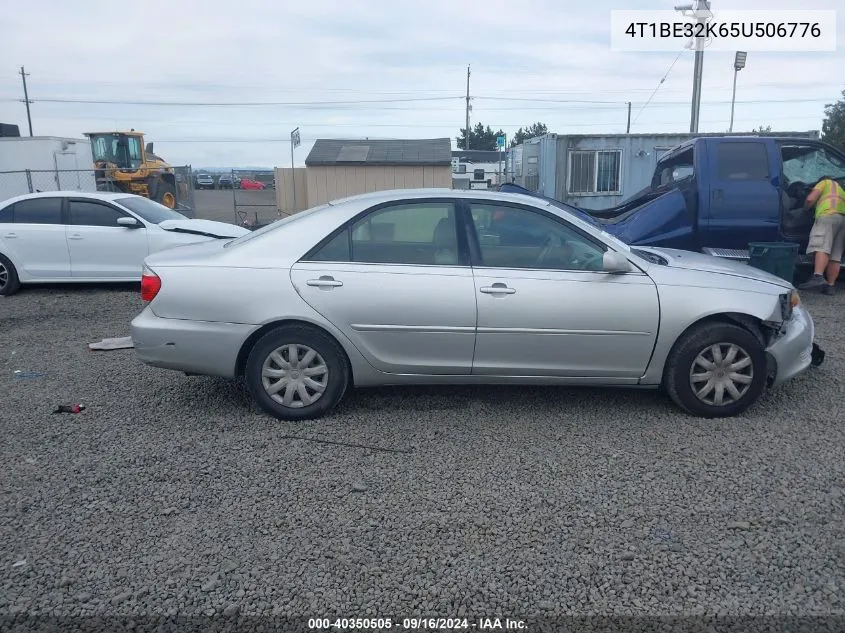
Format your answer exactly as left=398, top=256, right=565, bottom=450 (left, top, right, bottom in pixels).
left=675, top=0, right=712, bottom=134
left=465, top=65, right=471, bottom=150
left=19, top=66, right=33, bottom=136
left=626, top=102, right=632, bottom=133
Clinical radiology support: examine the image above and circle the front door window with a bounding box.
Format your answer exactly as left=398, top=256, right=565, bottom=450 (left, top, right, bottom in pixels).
left=468, top=203, right=606, bottom=271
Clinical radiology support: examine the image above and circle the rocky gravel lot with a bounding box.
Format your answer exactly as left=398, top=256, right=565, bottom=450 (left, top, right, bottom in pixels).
left=1, top=284, right=844, bottom=632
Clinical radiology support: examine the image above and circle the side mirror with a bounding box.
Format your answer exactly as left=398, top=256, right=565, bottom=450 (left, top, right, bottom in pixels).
left=145, top=142, right=154, bottom=154
left=602, top=251, right=632, bottom=273
left=117, top=216, right=141, bottom=228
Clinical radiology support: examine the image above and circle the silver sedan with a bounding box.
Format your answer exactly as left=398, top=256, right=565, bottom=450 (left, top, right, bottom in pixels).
left=130, top=189, right=820, bottom=420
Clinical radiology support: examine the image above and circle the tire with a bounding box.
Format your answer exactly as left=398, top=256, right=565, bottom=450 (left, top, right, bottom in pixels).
left=244, top=325, right=350, bottom=421
left=663, top=321, right=767, bottom=418
left=154, top=180, right=177, bottom=209
left=0, top=253, right=21, bottom=296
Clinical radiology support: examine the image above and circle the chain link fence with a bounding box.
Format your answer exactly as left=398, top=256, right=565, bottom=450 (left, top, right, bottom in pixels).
left=0, top=166, right=196, bottom=217
left=229, top=169, right=278, bottom=228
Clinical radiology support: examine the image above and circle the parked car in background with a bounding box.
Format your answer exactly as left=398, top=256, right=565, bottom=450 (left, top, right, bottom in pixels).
left=195, top=173, right=215, bottom=190
left=239, top=177, right=266, bottom=190
left=131, top=189, right=821, bottom=422
left=0, top=192, right=249, bottom=295
left=218, top=173, right=240, bottom=189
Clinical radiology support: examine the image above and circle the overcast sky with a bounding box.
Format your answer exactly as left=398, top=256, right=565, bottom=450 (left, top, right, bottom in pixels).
left=1, top=0, right=843, bottom=168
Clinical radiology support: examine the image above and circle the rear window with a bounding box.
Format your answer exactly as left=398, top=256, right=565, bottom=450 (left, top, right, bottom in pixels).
left=10, top=198, right=63, bottom=224
left=717, top=142, right=769, bottom=180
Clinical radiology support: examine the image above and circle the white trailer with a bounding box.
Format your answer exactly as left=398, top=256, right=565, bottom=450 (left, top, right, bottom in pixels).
left=0, top=136, right=97, bottom=201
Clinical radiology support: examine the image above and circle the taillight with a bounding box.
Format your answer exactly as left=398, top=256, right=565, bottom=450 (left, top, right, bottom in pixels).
left=140, top=266, right=161, bottom=302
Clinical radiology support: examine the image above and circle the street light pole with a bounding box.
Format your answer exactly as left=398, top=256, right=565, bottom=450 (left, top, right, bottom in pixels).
left=290, top=127, right=300, bottom=212
left=729, top=51, right=747, bottom=133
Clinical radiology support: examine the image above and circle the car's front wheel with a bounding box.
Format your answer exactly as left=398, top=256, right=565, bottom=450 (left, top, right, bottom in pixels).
left=245, top=325, right=350, bottom=420
left=0, top=254, right=21, bottom=296
left=664, top=321, right=767, bottom=418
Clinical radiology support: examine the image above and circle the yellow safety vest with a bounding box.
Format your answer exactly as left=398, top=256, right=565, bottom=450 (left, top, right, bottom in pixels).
left=813, top=178, right=845, bottom=218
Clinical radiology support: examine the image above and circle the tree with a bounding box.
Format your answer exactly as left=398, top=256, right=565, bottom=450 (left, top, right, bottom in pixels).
left=822, top=89, right=845, bottom=153
left=510, top=122, right=549, bottom=147
left=456, top=122, right=505, bottom=151
left=751, top=125, right=772, bottom=134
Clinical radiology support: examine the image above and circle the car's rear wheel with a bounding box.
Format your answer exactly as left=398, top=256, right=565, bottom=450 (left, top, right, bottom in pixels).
left=664, top=321, right=767, bottom=418
left=0, top=254, right=21, bottom=296
left=245, top=325, right=349, bottom=421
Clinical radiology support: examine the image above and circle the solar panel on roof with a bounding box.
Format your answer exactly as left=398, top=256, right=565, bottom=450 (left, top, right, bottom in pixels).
left=337, top=145, right=370, bottom=161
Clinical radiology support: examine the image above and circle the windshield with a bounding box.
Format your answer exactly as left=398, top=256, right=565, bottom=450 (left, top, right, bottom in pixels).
left=544, top=197, right=602, bottom=229
left=116, top=196, right=188, bottom=224
left=89, top=134, right=143, bottom=170
left=780, top=144, right=845, bottom=185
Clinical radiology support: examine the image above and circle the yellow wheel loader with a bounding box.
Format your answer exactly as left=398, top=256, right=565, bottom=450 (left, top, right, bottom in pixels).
left=84, top=130, right=178, bottom=209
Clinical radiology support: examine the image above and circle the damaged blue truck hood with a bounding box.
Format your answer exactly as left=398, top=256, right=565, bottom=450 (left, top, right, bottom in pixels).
left=497, top=182, right=694, bottom=249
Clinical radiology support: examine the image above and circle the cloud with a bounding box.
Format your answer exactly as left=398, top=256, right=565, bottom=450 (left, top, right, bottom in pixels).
left=0, top=0, right=842, bottom=167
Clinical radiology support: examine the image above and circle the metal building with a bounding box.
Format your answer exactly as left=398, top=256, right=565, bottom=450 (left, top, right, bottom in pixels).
left=508, top=130, right=821, bottom=210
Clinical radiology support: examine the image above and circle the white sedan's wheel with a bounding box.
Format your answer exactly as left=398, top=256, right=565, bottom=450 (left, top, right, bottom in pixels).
left=0, top=254, right=21, bottom=296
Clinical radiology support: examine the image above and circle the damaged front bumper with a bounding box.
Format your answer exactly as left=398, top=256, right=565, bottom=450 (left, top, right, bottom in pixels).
left=766, top=305, right=824, bottom=389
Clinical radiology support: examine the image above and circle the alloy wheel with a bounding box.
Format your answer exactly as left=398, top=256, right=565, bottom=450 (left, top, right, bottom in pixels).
left=0, top=262, right=8, bottom=290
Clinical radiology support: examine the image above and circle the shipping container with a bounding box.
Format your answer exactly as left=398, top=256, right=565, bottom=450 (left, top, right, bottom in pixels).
left=0, top=136, right=97, bottom=200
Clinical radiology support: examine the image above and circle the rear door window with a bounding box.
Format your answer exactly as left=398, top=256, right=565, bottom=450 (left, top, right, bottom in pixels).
left=10, top=198, right=64, bottom=224
left=716, top=142, right=769, bottom=180
left=349, top=202, right=458, bottom=266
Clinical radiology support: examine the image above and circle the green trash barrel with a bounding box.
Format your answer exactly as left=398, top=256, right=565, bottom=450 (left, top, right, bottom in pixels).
left=748, top=242, right=799, bottom=283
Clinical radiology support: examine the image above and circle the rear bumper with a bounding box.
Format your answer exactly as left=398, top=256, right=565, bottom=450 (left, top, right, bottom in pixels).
left=130, top=307, right=254, bottom=378
left=766, top=305, right=818, bottom=389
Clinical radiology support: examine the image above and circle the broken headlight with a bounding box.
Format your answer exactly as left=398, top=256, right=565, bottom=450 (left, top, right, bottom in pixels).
left=780, top=290, right=800, bottom=322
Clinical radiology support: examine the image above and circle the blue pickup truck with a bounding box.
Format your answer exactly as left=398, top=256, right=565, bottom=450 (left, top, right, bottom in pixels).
left=501, top=136, right=845, bottom=270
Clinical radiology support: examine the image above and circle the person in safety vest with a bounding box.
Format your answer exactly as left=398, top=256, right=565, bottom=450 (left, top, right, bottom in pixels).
left=798, top=175, right=845, bottom=295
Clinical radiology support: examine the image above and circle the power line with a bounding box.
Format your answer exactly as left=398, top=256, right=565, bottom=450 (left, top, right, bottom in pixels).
left=631, top=49, right=686, bottom=129
left=1, top=80, right=826, bottom=100
left=154, top=114, right=823, bottom=143
left=2, top=95, right=831, bottom=110
left=6, top=96, right=463, bottom=107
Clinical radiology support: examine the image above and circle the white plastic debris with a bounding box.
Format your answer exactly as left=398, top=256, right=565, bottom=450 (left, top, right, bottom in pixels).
left=88, top=336, right=134, bottom=351
left=12, top=560, right=26, bottom=568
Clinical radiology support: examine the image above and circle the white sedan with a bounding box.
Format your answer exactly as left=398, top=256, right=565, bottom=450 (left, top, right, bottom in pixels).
left=0, top=192, right=249, bottom=295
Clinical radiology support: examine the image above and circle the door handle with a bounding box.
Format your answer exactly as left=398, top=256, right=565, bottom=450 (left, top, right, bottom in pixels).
left=68, top=234, right=83, bottom=240
left=306, top=276, right=343, bottom=288
left=3, top=232, right=17, bottom=239
left=712, top=189, right=723, bottom=201
left=480, top=283, right=516, bottom=295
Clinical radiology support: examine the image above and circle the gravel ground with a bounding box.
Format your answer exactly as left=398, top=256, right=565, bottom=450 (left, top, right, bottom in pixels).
left=1, top=284, right=844, bottom=631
